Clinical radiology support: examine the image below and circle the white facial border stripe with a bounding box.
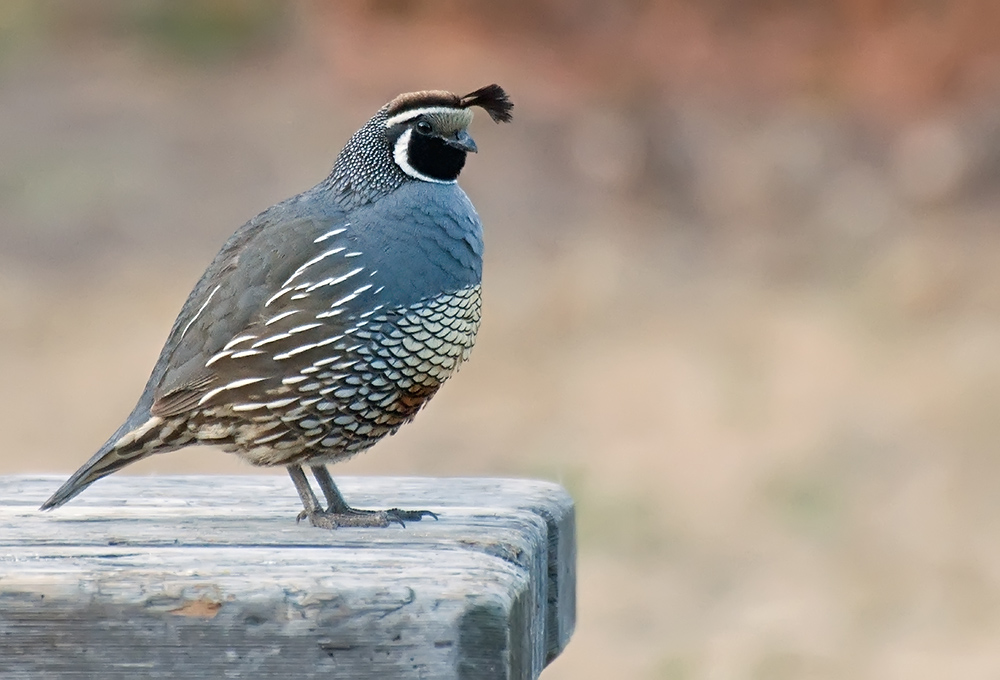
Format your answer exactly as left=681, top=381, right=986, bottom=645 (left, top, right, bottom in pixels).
left=384, top=106, right=463, bottom=128
left=393, top=128, right=455, bottom=185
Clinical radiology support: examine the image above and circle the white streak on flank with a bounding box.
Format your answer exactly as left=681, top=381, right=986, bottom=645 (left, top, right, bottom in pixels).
left=197, top=377, right=267, bottom=407
left=303, top=336, right=343, bottom=355
left=282, top=375, right=309, bottom=386
left=321, top=381, right=352, bottom=396
left=320, top=284, right=374, bottom=316
left=303, top=278, right=330, bottom=293
left=312, top=353, right=343, bottom=367
left=359, top=305, right=385, bottom=318
left=384, top=106, right=465, bottom=128
left=374, top=286, right=385, bottom=294
left=304, top=266, right=364, bottom=293
left=282, top=247, right=346, bottom=287
left=315, top=308, right=344, bottom=319
left=290, top=293, right=310, bottom=301
left=265, top=310, right=300, bottom=326
left=273, top=343, right=320, bottom=361
left=113, top=416, right=164, bottom=449
left=230, top=349, right=265, bottom=359
left=180, top=285, right=221, bottom=340
left=252, top=333, right=291, bottom=349
left=231, top=403, right=266, bottom=412
left=393, top=129, right=455, bottom=184
left=265, top=286, right=293, bottom=307
left=369, top=270, right=378, bottom=276
left=223, top=334, right=257, bottom=351
left=266, top=398, right=297, bottom=409
left=289, top=322, right=323, bottom=334
left=204, top=351, right=232, bottom=368
left=253, top=431, right=287, bottom=445
left=313, top=226, right=347, bottom=243
left=344, top=252, right=362, bottom=258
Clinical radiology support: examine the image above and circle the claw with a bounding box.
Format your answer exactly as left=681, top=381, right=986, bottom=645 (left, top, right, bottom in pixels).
left=385, top=508, right=438, bottom=524
left=297, top=507, right=439, bottom=530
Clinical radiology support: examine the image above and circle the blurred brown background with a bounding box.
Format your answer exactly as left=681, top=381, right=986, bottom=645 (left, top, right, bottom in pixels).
left=3, top=1, right=1000, bottom=677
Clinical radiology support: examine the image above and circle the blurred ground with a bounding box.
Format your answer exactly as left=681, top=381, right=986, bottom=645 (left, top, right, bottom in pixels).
left=3, top=1, right=1000, bottom=678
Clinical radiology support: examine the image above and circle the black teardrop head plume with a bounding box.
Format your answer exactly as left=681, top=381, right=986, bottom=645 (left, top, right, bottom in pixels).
left=460, top=84, right=513, bottom=124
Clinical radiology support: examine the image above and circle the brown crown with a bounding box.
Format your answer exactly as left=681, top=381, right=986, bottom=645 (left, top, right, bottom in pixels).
left=386, top=85, right=513, bottom=124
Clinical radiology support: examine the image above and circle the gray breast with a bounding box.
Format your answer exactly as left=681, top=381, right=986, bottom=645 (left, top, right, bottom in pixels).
left=345, top=180, right=483, bottom=309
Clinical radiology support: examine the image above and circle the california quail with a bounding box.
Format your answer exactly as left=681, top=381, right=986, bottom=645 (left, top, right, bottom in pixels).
left=41, top=85, right=513, bottom=528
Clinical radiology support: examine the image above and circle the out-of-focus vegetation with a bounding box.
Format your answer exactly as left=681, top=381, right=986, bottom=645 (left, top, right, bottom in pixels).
left=0, top=0, right=287, bottom=62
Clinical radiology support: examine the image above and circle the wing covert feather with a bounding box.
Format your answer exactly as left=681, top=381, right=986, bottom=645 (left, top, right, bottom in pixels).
left=150, top=206, right=355, bottom=417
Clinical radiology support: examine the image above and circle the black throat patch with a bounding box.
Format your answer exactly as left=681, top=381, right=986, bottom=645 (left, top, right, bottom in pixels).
left=407, top=133, right=467, bottom=182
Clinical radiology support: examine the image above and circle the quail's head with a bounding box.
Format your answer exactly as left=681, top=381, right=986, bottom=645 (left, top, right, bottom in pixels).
left=329, top=84, right=513, bottom=206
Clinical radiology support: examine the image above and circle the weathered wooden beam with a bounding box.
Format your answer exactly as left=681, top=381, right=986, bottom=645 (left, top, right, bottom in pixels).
left=0, top=475, right=575, bottom=679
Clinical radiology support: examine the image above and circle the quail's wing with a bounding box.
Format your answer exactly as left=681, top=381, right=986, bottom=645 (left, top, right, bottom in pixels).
left=149, top=205, right=367, bottom=417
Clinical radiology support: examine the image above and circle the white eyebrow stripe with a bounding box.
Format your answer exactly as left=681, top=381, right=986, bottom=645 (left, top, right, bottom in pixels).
left=282, top=247, right=346, bottom=287
left=384, top=106, right=461, bottom=128
left=180, top=284, right=221, bottom=340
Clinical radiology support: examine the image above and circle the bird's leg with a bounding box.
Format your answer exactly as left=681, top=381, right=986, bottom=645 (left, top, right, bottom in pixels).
left=310, top=464, right=438, bottom=527
left=287, top=465, right=340, bottom=528
left=309, top=465, right=353, bottom=514
left=289, top=464, right=369, bottom=529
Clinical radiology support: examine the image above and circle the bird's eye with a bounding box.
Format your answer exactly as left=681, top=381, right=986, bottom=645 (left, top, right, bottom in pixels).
left=415, top=120, right=433, bottom=135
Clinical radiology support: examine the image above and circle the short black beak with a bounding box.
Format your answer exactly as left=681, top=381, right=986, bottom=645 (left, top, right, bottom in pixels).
left=445, top=129, right=478, bottom=153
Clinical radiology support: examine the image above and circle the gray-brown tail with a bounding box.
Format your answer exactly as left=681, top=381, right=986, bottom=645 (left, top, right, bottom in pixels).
left=39, top=415, right=166, bottom=510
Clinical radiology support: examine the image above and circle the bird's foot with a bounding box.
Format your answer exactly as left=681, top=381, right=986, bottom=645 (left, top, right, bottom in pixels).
left=383, top=507, right=438, bottom=525
left=296, top=507, right=438, bottom=529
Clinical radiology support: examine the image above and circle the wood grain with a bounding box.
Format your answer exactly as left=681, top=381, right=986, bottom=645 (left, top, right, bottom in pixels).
left=0, top=475, right=575, bottom=680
